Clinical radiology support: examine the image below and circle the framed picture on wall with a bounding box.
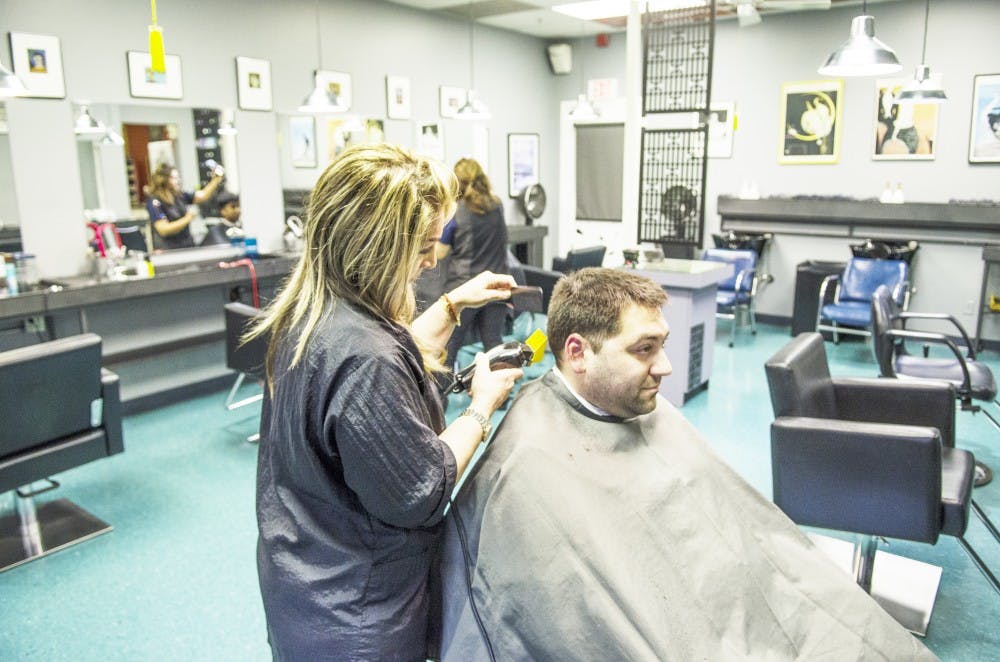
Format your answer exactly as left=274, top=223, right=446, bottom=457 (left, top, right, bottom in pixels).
left=439, top=86, right=466, bottom=119
left=707, top=101, right=735, bottom=159
left=778, top=80, right=842, bottom=165
left=873, top=78, right=938, bottom=160
left=417, top=123, right=444, bottom=161
left=315, top=70, right=352, bottom=112
left=9, top=32, right=65, bottom=98
left=127, top=51, right=183, bottom=100
left=968, top=73, right=1000, bottom=163
left=385, top=76, right=411, bottom=120
left=289, top=116, right=317, bottom=168
left=236, top=56, right=272, bottom=111
left=507, top=133, right=539, bottom=198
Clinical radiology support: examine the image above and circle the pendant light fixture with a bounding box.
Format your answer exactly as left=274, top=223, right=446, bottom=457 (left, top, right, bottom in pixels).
left=895, top=0, right=946, bottom=103
left=569, top=23, right=598, bottom=119
left=298, top=0, right=342, bottom=113
left=818, top=0, right=901, bottom=77
left=0, top=57, right=27, bottom=98
left=456, top=1, right=491, bottom=121
left=148, top=0, right=167, bottom=74
left=74, top=104, right=125, bottom=145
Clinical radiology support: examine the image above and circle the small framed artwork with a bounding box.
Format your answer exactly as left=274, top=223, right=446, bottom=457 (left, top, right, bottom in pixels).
left=315, top=70, right=352, bottom=112
left=707, top=101, right=736, bottom=159
left=8, top=32, right=65, bottom=98
left=439, top=86, right=466, bottom=119
left=417, top=123, right=444, bottom=161
left=968, top=73, right=1000, bottom=164
left=236, top=56, right=272, bottom=111
left=386, top=76, right=411, bottom=120
left=127, top=51, right=183, bottom=100
left=873, top=78, right=938, bottom=160
left=778, top=79, right=843, bottom=165
left=507, top=133, right=540, bottom=197
left=289, top=116, right=317, bottom=168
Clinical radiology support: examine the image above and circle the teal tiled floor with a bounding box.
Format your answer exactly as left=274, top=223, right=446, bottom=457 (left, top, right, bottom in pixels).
left=1, top=324, right=998, bottom=659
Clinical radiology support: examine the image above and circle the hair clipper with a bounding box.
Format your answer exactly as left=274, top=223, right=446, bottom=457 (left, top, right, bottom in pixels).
left=446, top=330, right=547, bottom=394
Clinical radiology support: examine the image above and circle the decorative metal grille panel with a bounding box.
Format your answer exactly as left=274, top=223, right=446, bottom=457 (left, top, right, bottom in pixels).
left=638, top=128, right=707, bottom=246
left=642, top=2, right=714, bottom=115
left=687, top=322, right=704, bottom=393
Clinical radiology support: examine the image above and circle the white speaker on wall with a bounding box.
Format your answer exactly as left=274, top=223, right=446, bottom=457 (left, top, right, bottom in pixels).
left=546, top=43, right=573, bottom=75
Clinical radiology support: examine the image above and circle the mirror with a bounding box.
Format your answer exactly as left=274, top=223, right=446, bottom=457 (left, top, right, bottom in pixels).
left=0, top=104, right=21, bottom=255
left=77, top=104, right=241, bottom=255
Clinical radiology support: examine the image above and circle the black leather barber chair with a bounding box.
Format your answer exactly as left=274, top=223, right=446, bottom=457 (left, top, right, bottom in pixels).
left=765, top=332, right=999, bottom=633
left=551, top=245, right=606, bottom=274
left=872, top=284, right=1000, bottom=488
left=520, top=265, right=564, bottom=315
left=0, top=334, right=123, bottom=572
left=224, top=302, right=268, bottom=443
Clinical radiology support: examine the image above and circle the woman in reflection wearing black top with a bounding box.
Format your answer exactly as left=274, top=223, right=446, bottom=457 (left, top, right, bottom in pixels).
left=145, top=163, right=223, bottom=250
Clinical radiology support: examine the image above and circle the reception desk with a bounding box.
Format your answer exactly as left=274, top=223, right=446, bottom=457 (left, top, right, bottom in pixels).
left=632, top=259, right=731, bottom=407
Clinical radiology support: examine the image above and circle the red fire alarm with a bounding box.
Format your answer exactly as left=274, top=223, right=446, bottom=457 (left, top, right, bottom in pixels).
left=595, top=33, right=610, bottom=48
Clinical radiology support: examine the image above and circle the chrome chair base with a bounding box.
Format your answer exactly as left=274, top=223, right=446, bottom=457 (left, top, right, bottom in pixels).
left=0, top=496, right=112, bottom=573
left=809, top=533, right=941, bottom=636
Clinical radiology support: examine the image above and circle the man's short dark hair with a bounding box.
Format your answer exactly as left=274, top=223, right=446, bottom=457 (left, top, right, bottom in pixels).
left=217, top=191, right=239, bottom=208
left=547, top=267, right=667, bottom=365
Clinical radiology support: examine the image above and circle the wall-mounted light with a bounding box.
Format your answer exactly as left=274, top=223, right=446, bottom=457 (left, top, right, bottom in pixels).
left=895, top=0, right=946, bottom=103
left=0, top=59, right=27, bottom=98
left=818, top=1, right=901, bottom=77
left=74, top=104, right=125, bottom=146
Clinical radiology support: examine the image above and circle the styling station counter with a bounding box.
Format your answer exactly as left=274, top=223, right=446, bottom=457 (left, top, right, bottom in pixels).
left=631, top=259, right=732, bottom=407
left=0, top=251, right=298, bottom=413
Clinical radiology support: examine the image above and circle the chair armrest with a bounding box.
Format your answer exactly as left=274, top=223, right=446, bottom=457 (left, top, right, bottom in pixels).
left=101, top=368, right=124, bottom=456
left=832, top=377, right=956, bottom=447
left=898, top=312, right=976, bottom=359
left=817, top=274, right=840, bottom=307
left=771, top=417, right=942, bottom=543
left=733, top=268, right=756, bottom=294
left=887, top=328, right=973, bottom=392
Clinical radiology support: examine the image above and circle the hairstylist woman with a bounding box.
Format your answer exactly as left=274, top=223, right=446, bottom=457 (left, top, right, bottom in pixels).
left=251, top=144, right=522, bottom=661
left=145, top=162, right=224, bottom=250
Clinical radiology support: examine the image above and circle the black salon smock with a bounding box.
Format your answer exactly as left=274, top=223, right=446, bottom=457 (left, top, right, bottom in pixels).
left=256, top=300, right=455, bottom=661
left=146, top=192, right=195, bottom=250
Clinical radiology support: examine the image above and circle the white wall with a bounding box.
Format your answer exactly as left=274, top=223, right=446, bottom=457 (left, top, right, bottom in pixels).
left=563, top=0, right=1000, bottom=332
left=0, top=0, right=562, bottom=276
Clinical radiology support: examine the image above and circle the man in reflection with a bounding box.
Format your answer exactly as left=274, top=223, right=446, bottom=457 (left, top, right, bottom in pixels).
left=145, top=163, right=224, bottom=250
left=201, top=191, right=244, bottom=246
left=439, top=267, right=934, bottom=660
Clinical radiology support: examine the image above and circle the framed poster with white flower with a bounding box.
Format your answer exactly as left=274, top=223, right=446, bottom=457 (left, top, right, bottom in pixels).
left=385, top=76, right=411, bottom=120
left=8, top=32, right=65, bottom=98
left=778, top=79, right=842, bottom=165
left=127, top=50, right=183, bottom=100
left=236, top=56, right=272, bottom=111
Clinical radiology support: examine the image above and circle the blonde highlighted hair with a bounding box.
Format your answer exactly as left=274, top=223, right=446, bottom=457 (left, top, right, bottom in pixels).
left=247, top=144, right=458, bottom=384
left=453, top=158, right=499, bottom=215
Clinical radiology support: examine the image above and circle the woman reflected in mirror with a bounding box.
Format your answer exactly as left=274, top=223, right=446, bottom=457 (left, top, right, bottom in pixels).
left=145, top=163, right=224, bottom=250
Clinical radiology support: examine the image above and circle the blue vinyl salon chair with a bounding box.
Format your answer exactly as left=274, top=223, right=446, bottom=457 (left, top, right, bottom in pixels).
left=816, top=257, right=909, bottom=342
left=703, top=247, right=760, bottom=347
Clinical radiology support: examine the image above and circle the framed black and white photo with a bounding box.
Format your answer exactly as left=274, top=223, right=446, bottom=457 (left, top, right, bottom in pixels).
left=236, top=56, right=272, bottom=111
left=507, top=133, right=539, bottom=197
left=9, top=32, right=65, bottom=98
left=417, top=123, right=444, bottom=161
left=127, top=50, right=183, bottom=100
left=968, top=74, right=1000, bottom=164
left=386, top=76, right=411, bottom=120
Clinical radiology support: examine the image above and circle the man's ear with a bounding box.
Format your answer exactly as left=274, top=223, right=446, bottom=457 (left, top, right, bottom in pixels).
left=564, top=333, right=588, bottom=374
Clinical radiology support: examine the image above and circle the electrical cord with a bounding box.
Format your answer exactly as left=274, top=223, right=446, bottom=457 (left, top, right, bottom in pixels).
left=449, top=496, right=497, bottom=662
left=218, top=258, right=259, bottom=307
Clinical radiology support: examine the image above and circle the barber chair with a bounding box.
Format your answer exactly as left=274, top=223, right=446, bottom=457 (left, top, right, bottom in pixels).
left=765, top=332, right=999, bottom=633
left=816, top=257, right=910, bottom=342
left=0, top=334, right=123, bottom=572
left=872, top=285, right=1000, bottom=489
left=551, top=245, right=606, bottom=274
left=520, top=265, right=564, bottom=315
left=703, top=248, right=761, bottom=347
left=224, top=302, right=268, bottom=443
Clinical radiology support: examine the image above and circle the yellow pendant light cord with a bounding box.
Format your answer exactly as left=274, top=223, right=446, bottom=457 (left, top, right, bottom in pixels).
left=149, top=0, right=166, bottom=73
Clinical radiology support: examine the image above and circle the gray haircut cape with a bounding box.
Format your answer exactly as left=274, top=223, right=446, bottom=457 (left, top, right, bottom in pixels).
left=438, top=370, right=936, bottom=661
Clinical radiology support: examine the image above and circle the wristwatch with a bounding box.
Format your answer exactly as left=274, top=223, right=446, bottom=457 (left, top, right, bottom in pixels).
left=461, top=408, right=492, bottom=441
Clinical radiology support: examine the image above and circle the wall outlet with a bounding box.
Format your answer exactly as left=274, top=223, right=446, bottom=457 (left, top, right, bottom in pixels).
left=964, top=299, right=975, bottom=315
left=24, top=316, right=46, bottom=334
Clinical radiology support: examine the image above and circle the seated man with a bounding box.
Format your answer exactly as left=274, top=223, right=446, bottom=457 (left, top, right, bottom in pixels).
left=438, top=267, right=933, bottom=660
left=200, top=191, right=245, bottom=246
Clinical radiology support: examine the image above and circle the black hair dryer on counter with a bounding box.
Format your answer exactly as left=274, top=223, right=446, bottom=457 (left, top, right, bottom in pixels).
left=445, top=331, right=547, bottom=394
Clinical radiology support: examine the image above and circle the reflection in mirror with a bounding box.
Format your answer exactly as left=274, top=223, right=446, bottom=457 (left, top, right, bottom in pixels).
left=77, top=104, right=241, bottom=257
left=0, top=103, right=21, bottom=255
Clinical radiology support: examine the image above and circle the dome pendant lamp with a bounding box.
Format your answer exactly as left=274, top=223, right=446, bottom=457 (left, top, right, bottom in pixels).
left=818, top=1, right=902, bottom=77
left=456, top=1, right=491, bottom=121
left=895, top=0, right=946, bottom=103
left=299, top=0, right=343, bottom=113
